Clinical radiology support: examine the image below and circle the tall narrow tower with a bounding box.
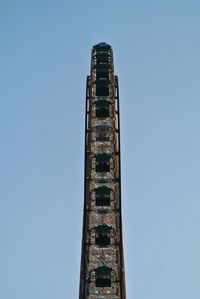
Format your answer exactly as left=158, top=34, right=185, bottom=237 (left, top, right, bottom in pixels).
left=79, top=42, right=126, bottom=299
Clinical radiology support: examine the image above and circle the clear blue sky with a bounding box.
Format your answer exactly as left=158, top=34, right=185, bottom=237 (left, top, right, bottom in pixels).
left=1, top=1, right=200, bottom=298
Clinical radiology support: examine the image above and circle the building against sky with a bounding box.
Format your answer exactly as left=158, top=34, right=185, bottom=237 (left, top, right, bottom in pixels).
left=79, top=43, right=126, bottom=299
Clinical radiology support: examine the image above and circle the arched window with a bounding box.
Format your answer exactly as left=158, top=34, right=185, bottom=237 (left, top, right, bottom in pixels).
left=96, top=124, right=112, bottom=141
left=96, top=64, right=110, bottom=80
left=95, top=265, right=112, bottom=287
left=95, top=225, right=111, bottom=246
left=96, top=52, right=110, bottom=64
left=95, top=186, right=111, bottom=206
left=96, top=79, right=109, bottom=96
left=95, top=99, right=110, bottom=117
left=95, top=153, right=111, bottom=172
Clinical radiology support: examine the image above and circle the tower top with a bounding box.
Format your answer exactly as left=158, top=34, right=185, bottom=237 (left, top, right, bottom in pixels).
left=93, top=42, right=112, bottom=50
left=95, top=42, right=110, bottom=47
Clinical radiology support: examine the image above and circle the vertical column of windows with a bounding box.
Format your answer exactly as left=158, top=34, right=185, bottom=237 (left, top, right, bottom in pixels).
left=88, top=43, right=120, bottom=296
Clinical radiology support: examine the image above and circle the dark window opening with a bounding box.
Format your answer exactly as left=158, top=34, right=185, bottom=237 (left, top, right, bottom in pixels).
left=96, top=71, right=109, bottom=80
left=95, top=225, right=111, bottom=245
left=96, top=64, right=110, bottom=73
left=96, top=124, right=112, bottom=141
left=96, top=53, right=110, bottom=63
left=95, top=266, right=112, bottom=287
left=96, top=80, right=109, bottom=97
left=95, top=100, right=110, bottom=118
left=96, top=61, right=109, bottom=68
left=96, top=64, right=110, bottom=80
left=95, top=154, right=110, bottom=172
left=95, top=186, right=111, bottom=206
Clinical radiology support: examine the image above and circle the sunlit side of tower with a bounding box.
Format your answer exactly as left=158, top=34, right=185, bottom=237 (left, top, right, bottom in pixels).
left=79, top=43, right=126, bottom=299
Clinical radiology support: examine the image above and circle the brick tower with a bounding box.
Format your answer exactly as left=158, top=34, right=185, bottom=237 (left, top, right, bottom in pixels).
left=79, top=42, right=126, bottom=299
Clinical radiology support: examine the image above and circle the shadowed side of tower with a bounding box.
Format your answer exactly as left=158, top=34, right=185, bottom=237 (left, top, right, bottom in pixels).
left=79, top=43, right=126, bottom=299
